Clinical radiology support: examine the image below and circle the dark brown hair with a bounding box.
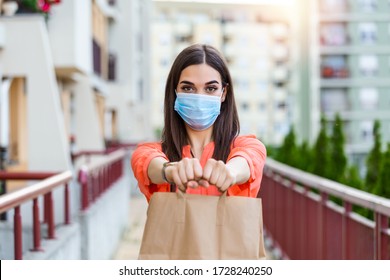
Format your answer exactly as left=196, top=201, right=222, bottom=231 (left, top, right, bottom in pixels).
left=161, top=44, right=240, bottom=162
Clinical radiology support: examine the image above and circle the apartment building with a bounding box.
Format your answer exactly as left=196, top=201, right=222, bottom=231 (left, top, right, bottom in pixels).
left=0, top=0, right=151, bottom=259
left=309, top=0, right=390, bottom=170
left=0, top=0, right=151, bottom=175
left=151, top=0, right=299, bottom=146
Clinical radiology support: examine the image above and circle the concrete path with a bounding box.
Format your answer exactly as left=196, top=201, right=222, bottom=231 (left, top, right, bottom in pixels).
left=113, top=194, right=147, bottom=260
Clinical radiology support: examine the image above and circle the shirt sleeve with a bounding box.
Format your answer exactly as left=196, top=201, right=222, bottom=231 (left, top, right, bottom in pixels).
left=226, top=135, right=267, bottom=197
left=130, top=142, right=170, bottom=201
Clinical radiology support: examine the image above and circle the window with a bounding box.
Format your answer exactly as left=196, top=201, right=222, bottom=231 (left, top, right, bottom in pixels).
left=256, top=58, right=268, bottom=71
left=276, top=101, right=287, bottom=111
left=241, top=102, right=250, bottom=111
left=358, top=22, right=377, bottom=45
left=321, top=55, right=348, bottom=78
left=159, top=33, right=170, bottom=45
left=237, top=57, right=249, bottom=68
left=273, top=66, right=288, bottom=83
left=359, top=88, right=378, bottom=110
left=359, top=55, right=378, bottom=77
left=359, top=0, right=377, bottom=12
left=274, top=122, right=290, bottom=136
left=321, top=89, right=349, bottom=112
left=257, top=81, right=268, bottom=92
left=257, top=124, right=267, bottom=138
left=270, top=23, right=289, bottom=41
left=360, top=121, right=374, bottom=142
left=319, top=0, right=348, bottom=12
left=160, top=57, right=169, bottom=67
left=320, top=23, right=347, bottom=46
left=272, top=44, right=288, bottom=61
left=258, top=102, right=267, bottom=112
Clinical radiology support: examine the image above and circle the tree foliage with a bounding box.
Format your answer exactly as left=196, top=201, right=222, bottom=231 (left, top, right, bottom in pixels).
left=375, top=143, right=390, bottom=199
left=365, top=120, right=382, bottom=193
left=328, top=114, right=347, bottom=182
left=311, top=116, right=331, bottom=178
left=275, top=126, right=300, bottom=168
left=269, top=115, right=390, bottom=219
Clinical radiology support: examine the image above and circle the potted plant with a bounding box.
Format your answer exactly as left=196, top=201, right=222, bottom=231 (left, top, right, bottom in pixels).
left=15, top=0, right=60, bottom=15
left=2, top=0, right=19, bottom=16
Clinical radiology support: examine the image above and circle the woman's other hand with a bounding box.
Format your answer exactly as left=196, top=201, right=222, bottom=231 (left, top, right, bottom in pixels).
left=202, top=158, right=237, bottom=192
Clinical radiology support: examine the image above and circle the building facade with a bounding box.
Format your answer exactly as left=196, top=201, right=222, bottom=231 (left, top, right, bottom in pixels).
left=151, top=0, right=300, bottom=146
left=0, top=0, right=152, bottom=177
left=309, top=0, right=390, bottom=172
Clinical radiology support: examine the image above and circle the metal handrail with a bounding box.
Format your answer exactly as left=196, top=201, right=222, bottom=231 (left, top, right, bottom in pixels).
left=0, top=171, right=58, bottom=181
left=0, top=171, right=73, bottom=259
left=0, top=171, right=72, bottom=213
left=78, top=149, right=127, bottom=210
left=263, top=158, right=390, bottom=259
left=265, top=158, right=390, bottom=216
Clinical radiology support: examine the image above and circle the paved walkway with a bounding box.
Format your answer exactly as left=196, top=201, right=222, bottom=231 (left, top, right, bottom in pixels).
left=113, top=194, right=147, bottom=260
left=112, top=194, right=276, bottom=260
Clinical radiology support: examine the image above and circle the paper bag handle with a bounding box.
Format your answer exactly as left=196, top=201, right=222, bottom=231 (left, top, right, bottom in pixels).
left=175, top=189, right=227, bottom=226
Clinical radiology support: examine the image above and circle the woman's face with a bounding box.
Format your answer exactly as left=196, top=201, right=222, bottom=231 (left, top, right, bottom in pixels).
left=176, top=63, right=226, bottom=101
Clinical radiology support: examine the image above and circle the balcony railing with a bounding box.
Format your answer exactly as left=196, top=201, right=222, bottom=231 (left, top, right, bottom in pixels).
left=0, top=171, right=73, bottom=260
left=77, top=149, right=127, bottom=211
left=260, top=158, right=390, bottom=260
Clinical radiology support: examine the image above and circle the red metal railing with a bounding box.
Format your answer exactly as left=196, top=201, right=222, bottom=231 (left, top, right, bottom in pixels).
left=0, top=171, right=73, bottom=259
left=260, top=158, right=390, bottom=260
left=71, top=142, right=136, bottom=163
left=77, top=149, right=127, bottom=211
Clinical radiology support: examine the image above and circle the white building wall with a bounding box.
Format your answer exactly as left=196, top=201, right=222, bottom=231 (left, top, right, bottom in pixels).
left=0, top=16, right=71, bottom=171
left=105, top=0, right=153, bottom=142
left=48, top=0, right=92, bottom=74
left=72, top=75, right=105, bottom=151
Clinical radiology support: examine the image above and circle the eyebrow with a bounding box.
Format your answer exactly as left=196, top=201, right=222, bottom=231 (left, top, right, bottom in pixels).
left=179, top=80, right=220, bottom=85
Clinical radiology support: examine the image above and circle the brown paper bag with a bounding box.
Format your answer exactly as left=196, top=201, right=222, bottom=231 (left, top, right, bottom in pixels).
left=138, top=191, right=266, bottom=259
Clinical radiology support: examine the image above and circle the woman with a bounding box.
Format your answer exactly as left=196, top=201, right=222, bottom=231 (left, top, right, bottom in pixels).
left=131, top=44, right=266, bottom=202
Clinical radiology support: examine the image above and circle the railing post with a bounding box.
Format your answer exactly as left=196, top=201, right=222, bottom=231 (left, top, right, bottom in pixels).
left=319, top=192, right=328, bottom=260
left=92, top=173, right=97, bottom=202
left=302, top=185, right=309, bottom=260
left=0, top=146, right=7, bottom=221
left=46, top=192, right=55, bottom=239
left=44, top=194, right=49, bottom=223
left=342, top=201, right=352, bottom=260
left=31, top=198, right=42, bottom=251
left=64, top=183, right=70, bottom=225
left=14, top=206, right=22, bottom=260
left=375, top=213, right=389, bottom=260
left=104, top=166, right=108, bottom=191
left=79, top=168, right=89, bottom=211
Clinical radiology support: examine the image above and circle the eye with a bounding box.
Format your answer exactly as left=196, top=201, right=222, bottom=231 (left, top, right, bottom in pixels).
left=180, top=86, right=195, bottom=93
left=205, top=87, right=218, bottom=94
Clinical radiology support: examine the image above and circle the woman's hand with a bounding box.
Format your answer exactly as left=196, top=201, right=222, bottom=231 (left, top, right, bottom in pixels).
left=165, top=158, right=209, bottom=192
left=159, top=156, right=248, bottom=193
left=202, top=158, right=237, bottom=192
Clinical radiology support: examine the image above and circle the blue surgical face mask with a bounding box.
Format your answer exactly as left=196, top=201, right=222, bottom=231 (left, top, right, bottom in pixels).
left=174, top=92, right=222, bottom=131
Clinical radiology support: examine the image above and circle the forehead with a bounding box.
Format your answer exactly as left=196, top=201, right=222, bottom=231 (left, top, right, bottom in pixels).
left=179, top=64, right=221, bottom=83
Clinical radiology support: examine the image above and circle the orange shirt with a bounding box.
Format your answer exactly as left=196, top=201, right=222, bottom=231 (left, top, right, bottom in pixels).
left=131, top=134, right=267, bottom=202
